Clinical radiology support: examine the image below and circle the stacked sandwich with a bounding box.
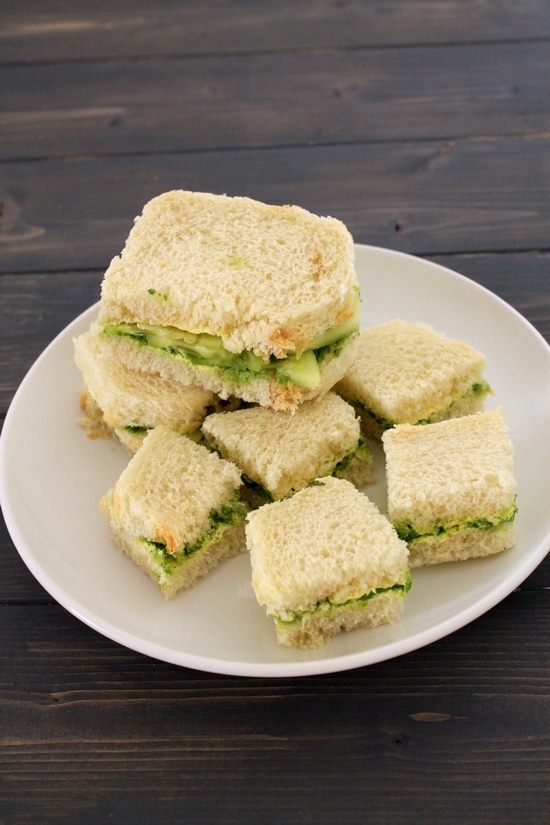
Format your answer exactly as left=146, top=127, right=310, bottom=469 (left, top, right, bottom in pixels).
left=75, top=190, right=398, bottom=647
left=75, top=190, right=518, bottom=652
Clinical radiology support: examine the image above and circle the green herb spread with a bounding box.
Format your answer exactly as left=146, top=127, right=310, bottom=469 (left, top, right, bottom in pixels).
left=101, top=293, right=361, bottom=390
left=241, top=434, right=372, bottom=501
left=140, top=492, right=247, bottom=577
left=354, top=380, right=492, bottom=431
left=275, top=577, right=412, bottom=626
left=395, top=501, right=518, bottom=545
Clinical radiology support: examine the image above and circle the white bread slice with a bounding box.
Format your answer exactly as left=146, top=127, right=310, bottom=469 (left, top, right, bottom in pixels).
left=405, top=522, right=516, bottom=568
left=78, top=388, right=178, bottom=455
left=202, top=393, right=376, bottom=501
left=99, top=190, right=358, bottom=359
left=100, top=426, right=247, bottom=596
left=102, top=327, right=359, bottom=412
left=101, top=490, right=246, bottom=598
left=246, top=477, right=410, bottom=648
left=74, top=321, right=214, bottom=434
left=335, top=320, right=489, bottom=437
left=383, top=409, right=517, bottom=567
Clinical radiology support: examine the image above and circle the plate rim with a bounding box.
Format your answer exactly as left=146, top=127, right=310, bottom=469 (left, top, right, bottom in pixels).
left=1, top=243, right=550, bottom=678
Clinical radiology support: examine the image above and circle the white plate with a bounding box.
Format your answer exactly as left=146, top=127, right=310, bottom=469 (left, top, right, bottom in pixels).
left=2, top=245, right=550, bottom=677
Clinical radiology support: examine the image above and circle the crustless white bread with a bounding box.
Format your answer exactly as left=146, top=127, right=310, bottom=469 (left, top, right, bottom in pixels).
left=98, top=190, right=361, bottom=411
left=383, top=408, right=517, bottom=567
left=336, top=320, right=490, bottom=437
left=202, top=392, right=376, bottom=501
left=246, top=477, right=410, bottom=648
left=100, top=426, right=248, bottom=597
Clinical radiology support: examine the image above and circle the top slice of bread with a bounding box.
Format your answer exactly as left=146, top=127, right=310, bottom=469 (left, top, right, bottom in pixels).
left=202, top=393, right=360, bottom=499
left=246, top=477, right=409, bottom=617
left=107, top=425, right=243, bottom=554
left=74, top=320, right=214, bottom=431
left=383, top=408, right=516, bottom=532
left=335, top=320, right=486, bottom=423
left=99, top=190, right=358, bottom=358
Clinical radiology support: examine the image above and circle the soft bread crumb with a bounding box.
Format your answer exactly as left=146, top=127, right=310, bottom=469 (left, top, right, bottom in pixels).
left=246, top=477, right=409, bottom=618
left=335, top=320, right=487, bottom=425
left=101, top=490, right=246, bottom=597
left=274, top=590, right=406, bottom=649
left=105, top=425, right=243, bottom=554
left=409, top=523, right=516, bottom=568
left=75, top=321, right=214, bottom=430
left=99, top=190, right=358, bottom=358
left=383, top=408, right=516, bottom=533
left=202, top=392, right=373, bottom=500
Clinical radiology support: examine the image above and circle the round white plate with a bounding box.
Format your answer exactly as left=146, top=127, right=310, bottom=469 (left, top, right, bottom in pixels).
left=2, top=245, right=550, bottom=677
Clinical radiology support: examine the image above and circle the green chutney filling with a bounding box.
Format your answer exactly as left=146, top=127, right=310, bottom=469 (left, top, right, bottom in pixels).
left=354, top=380, right=492, bottom=431
left=275, top=577, right=412, bottom=626
left=395, top=501, right=517, bottom=546
left=242, top=434, right=373, bottom=502
left=121, top=425, right=203, bottom=443
left=140, top=492, right=247, bottom=577
left=332, top=433, right=372, bottom=477
left=101, top=293, right=361, bottom=391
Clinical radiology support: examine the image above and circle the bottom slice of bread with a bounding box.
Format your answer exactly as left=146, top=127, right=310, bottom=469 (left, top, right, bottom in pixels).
left=274, top=589, right=406, bottom=650
left=352, top=393, right=487, bottom=440
left=409, top=522, right=516, bottom=568
left=335, top=449, right=377, bottom=488
left=106, top=331, right=359, bottom=412
left=101, top=491, right=246, bottom=597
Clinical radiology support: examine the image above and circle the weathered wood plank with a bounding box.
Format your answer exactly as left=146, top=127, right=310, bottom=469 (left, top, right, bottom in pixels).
left=0, top=594, right=549, bottom=824
left=2, top=1, right=550, bottom=63
left=0, top=271, right=102, bottom=411
left=1, top=136, right=550, bottom=273
left=0, top=514, right=52, bottom=603
left=2, top=41, right=550, bottom=159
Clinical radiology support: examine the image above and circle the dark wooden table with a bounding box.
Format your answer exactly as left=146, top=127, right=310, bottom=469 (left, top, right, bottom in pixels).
left=2, top=3, right=550, bottom=822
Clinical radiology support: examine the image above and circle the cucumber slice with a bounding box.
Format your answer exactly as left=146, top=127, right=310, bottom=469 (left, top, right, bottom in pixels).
left=304, top=292, right=361, bottom=351
left=276, top=350, right=321, bottom=389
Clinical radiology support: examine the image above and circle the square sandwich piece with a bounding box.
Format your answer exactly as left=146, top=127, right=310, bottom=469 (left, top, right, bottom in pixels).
left=246, top=477, right=410, bottom=649
left=202, top=392, right=376, bottom=503
left=100, top=426, right=248, bottom=597
left=383, top=408, right=517, bottom=568
left=335, top=320, right=491, bottom=438
left=75, top=321, right=215, bottom=453
left=98, top=190, right=361, bottom=412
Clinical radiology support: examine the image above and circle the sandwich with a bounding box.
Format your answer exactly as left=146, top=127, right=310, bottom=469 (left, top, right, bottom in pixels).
left=383, top=408, right=517, bottom=567
left=74, top=321, right=215, bottom=453
left=100, top=425, right=248, bottom=597
left=202, top=392, right=376, bottom=504
left=246, top=477, right=411, bottom=649
left=335, top=319, right=491, bottom=438
left=98, top=190, right=361, bottom=412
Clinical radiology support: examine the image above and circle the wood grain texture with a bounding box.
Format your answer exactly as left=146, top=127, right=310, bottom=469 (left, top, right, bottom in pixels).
left=0, top=271, right=102, bottom=411
left=3, top=1, right=550, bottom=63
left=2, top=40, right=550, bottom=159
left=1, top=135, right=550, bottom=273
left=0, top=514, right=52, bottom=603
left=0, top=593, right=549, bottom=824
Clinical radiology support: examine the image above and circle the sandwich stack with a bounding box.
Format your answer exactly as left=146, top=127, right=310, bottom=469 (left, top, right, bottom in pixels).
left=75, top=189, right=517, bottom=651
